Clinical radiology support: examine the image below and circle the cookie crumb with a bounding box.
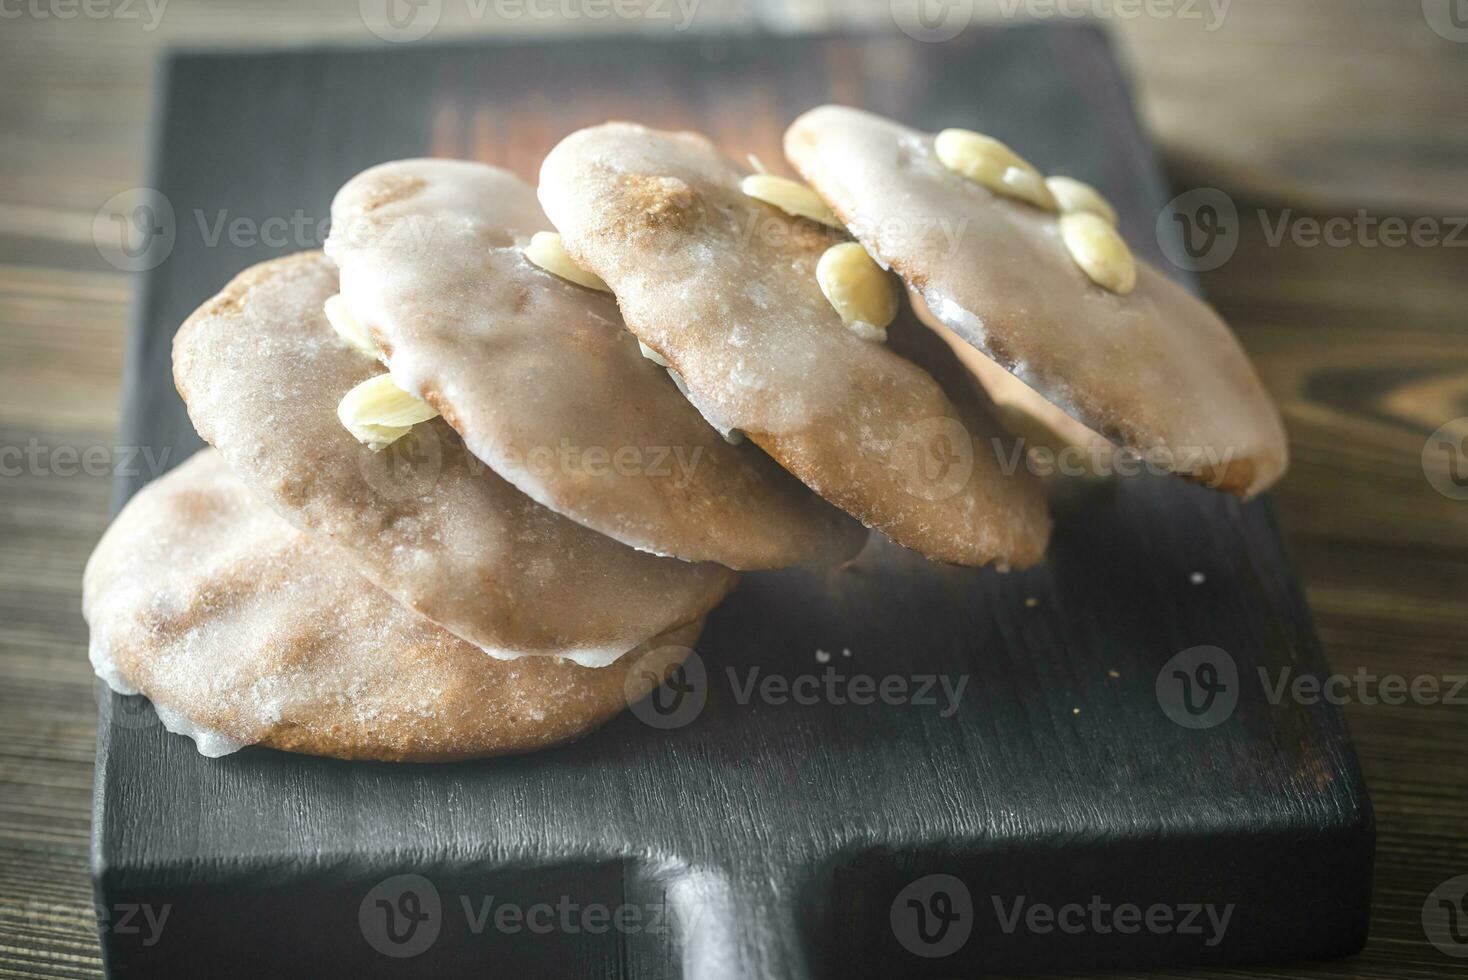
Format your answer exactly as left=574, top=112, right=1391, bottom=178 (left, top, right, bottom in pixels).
left=1024, top=597, right=1039, bottom=608
left=815, top=649, right=831, bottom=664
left=841, top=647, right=852, bottom=658
left=1107, top=669, right=1120, bottom=679
left=1190, top=571, right=1206, bottom=585
left=1071, top=707, right=1081, bottom=716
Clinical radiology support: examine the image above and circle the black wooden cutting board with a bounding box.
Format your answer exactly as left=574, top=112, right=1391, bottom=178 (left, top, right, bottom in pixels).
left=93, top=25, right=1372, bottom=978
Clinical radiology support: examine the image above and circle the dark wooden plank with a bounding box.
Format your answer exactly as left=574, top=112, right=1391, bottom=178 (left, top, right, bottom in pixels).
left=93, top=26, right=1371, bottom=979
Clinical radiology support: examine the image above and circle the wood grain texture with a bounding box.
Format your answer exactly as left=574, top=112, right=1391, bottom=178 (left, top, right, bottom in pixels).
left=1, top=3, right=1466, bottom=979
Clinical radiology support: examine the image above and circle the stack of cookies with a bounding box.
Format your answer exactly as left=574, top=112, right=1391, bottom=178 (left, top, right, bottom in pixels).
left=83, top=107, right=1285, bottom=762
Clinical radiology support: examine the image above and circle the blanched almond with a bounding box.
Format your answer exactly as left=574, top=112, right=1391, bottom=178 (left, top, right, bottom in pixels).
left=816, top=242, right=898, bottom=340
left=934, top=128, right=1057, bottom=211
left=524, top=231, right=611, bottom=292
left=1060, top=212, right=1137, bottom=295
left=338, top=373, right=440, bottom=451
left=740, top=174, right=842, bottom=228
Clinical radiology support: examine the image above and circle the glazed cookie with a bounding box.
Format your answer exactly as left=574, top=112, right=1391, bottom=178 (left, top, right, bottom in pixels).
left=922, top=305, right=1115, bottom=468
left=173, top=252, right=735, bottom=666
left=326, top=159, right=864, bottom=569
left=784, top=105, right=1287, bottom=497
left=83, top=449, right=701, bottom=762
left=538, top=123, right=1050, bottom=568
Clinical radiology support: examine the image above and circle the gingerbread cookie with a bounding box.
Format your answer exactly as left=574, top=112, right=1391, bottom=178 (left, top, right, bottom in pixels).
left=326, top=159, right=864, bottom=568
left=784, top=105, right=1287, bottom=497
left=172, top=252, right=735, bottom=666
left=538, top=123, right=1050, bottom=568
left=84, top=450, right=702, bottom=761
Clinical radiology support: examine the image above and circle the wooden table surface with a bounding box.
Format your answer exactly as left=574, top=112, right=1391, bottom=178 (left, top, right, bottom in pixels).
left=0, top=2, right=1464, bottom=977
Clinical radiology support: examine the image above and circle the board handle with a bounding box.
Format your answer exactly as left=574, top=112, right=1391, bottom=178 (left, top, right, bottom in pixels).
left=645, top=862, right=816, bottom=980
